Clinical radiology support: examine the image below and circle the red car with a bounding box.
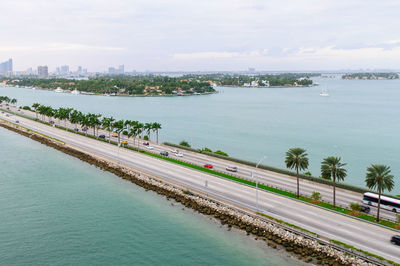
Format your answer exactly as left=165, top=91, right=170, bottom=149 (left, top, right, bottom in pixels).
left=204, top=164, right=213, bottom=169
left=143, top=142, right=149, bottom=146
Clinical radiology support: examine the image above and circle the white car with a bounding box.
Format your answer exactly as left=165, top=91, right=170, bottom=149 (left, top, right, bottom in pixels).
left=170, top=149, right=178, bottom=153
left=146, top=146, right=154, bottom=150
left=175, top=152, right=184, bottom=157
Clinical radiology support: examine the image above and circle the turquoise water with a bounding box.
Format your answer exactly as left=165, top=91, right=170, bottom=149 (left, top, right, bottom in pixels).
left=0, top=127, right=299, bottom=265
left=1, top=78, right=399, bottom=194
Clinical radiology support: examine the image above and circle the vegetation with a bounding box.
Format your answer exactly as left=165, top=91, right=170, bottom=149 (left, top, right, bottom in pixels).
left=179, top=140, right=191, bottom=147
left=311, top=191, right=322, bottom=203
left=321, top=156, right=347, bottom=207
left=3, top=76, right=215, bottom=96
left=365, top=164, right=395, bottom=222
left=182, top=73, right=315, bottom=87
left=285, top=148, right=309, bottom=198
left=342, top=72, right=399, bottom=80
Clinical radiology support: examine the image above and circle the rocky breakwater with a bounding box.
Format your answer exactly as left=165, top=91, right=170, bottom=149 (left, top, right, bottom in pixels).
left=0, top=120, right=377, bottom=266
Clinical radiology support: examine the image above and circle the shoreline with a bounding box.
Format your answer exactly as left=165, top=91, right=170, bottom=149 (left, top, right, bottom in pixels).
left=0, top=119, right=381, bottom=266
left=1, top=85, right=217, bottom=97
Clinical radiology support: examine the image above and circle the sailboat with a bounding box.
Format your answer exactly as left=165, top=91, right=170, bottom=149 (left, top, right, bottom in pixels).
left=320, top=88, right=330, bottom=97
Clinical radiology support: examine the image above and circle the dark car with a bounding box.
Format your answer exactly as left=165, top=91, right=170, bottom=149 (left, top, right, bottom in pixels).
left=360, top=204, right=370, bottom=214
left=160, top=151, right=169, bottom=156
left=82, top=126, right=88, bottom=131
left=74, top=128, right=79, bottom=132
left=99, top=134, right=106, bottom=139
left=143, top=142, right=149, bottom=146
left=390, top=235, right=400, bottom=246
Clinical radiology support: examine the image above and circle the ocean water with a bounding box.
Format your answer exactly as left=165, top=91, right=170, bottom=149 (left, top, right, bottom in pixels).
left=1, top=77, right=399, bottom=194
left=0, top=127, right=300, bottom=265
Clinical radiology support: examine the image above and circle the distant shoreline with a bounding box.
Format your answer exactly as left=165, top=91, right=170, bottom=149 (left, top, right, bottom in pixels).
left=1, top=85, right=217, bottom=97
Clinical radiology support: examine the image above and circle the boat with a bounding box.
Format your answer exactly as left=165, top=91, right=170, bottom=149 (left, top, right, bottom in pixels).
left=54, top=87, right=63, bottom=93
left=71, top=89, right=80, bottom=95
left=320, top=88, right=330, bottom=97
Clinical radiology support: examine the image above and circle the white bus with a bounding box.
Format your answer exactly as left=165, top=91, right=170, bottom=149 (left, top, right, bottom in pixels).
left=363, top=192, right=400, bottom=213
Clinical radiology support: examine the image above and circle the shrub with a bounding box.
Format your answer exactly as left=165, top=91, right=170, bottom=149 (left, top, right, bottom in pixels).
left=179, top=140, right=191, bottom=147
left=201, top=147, right=212, bottom=152
left=143, top=135, right=149, bottom=140
left=214, top=150, right=228, bottom=156
left=22, top=106, right=31, bottom=111
left=304, top=171, right=312, bottom=176
left=311, top=191, right=322, bottom=202
left=350, top=202, right=361, bottom=212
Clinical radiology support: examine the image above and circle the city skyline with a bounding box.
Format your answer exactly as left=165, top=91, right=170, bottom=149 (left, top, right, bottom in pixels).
left=1, top=0, right=400, bottom=71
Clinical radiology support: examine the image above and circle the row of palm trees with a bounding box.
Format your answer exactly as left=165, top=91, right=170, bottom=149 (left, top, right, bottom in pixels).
left=0, top=96, right=17, bottom=106
left=31, top=103, right=162, bottom=145
left=285, top=147, right=395, bottom=221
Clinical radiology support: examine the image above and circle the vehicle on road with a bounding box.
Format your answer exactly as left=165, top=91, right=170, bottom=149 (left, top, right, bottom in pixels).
left=6, top=114, right=9, bottom=117
left=390, top=235, right=400, bottom=246
left=99, top=134, right=106, bottom=139
left=363, top=192, right=400, bottom=213
left=204, top=164, right=213, bottom=169
left=15, top=120, right=19, bottom=123
left=74, top=128, right=79, bottom=132
left=112, top=133, right=118, bottom=137
left=121, top=140, right=128, bottom=145
left=170, top=149, right=178, bottom=153
left=226, top=166, right=238, bottom=172
left=143, top=142, right=149, bottom=146
left=360, top=204, right=370, bottom=214
left=146, top=146, right=154, bottom=150
left=175, top=152, right=183, bottom=157
left=82, top=126, right=88, bottom=132
left=160, top=151, right=169, bottom=156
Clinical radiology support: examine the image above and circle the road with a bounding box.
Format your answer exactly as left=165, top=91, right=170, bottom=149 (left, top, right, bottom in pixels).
left=7, top=106, right=398, bottom=222
left=0, top=110, right=399, bottom=263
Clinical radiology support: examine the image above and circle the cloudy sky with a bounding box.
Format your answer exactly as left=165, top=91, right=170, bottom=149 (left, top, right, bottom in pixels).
left=1, top=0, right=400, bottom=72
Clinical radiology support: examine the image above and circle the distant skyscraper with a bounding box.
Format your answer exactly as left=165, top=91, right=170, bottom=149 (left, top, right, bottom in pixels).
left=60, top=65, right=69, bottom=75
left=118, top=65, right=124, bottom=74
left=0, top=58, right=13, bottom=75
left=37, top=66, right=48, bottom=78
left=77, top=66, right=82, bottom=73
left=108, top=67, right=116, bottom=74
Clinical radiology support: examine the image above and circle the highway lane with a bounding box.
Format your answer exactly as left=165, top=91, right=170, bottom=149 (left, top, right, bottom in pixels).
left=4, top=107, right=398, bottom=221
left=1, top=112, right=399, bottom=263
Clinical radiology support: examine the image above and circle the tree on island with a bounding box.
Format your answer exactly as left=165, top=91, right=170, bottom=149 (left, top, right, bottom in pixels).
left=321, top=156, right=347, bottom=208
left=365, top=164, right=395, bottom=222
left=285, top=148, right=309, bottom=198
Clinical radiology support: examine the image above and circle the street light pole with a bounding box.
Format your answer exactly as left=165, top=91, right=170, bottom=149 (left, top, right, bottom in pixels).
left=252, top=155, right=266, bottom=211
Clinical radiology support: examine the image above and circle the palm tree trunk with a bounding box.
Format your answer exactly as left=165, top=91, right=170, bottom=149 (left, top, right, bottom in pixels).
left=296, top=167, right=299, bottom=198
left=377, top=188, right=381, bottom=222
left=108, top=130, right=111, bottom=143
left=333, top=177, right=336, bottom=208
left=156, top=130, right=159, bottom=143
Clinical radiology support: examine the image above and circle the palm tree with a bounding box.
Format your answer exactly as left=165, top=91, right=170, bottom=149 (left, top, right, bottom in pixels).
left=79, top=114, right=91, bottom=135
left=135, top=122, right=144, bottom=148
left=101, top=116, right=115, bottom=142
left=321, top=156, right=347, bottom=208
left=365, top=164, right=395, bottom=222
left=32, top=103, right=40, bottom=119
left=11, top=98, right=17, bottom=107
left=70, top=110, right=83, bottom=130
left=44, top=106, right=54, bottom=123
left=112, top=120, right=125, bottom=144
left=144, top=122, right=152, bottom=140
left=285, top=148, right=309, bottom=198
left=152, top=122, right=162, bottom=143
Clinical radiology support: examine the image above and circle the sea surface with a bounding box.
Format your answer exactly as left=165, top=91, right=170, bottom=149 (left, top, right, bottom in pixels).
left=0, top=127, right=300, bottom=265
left=1, top=77, right=399, bottom=194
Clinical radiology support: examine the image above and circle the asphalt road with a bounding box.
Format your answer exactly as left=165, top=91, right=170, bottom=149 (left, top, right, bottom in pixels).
left=1, top=110, right=399, bottom=263
left=8, top=106, right=398, bottom=222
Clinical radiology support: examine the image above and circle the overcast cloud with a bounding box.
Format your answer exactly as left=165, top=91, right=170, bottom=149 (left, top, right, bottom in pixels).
left=1, top=0, right=400, bottom=71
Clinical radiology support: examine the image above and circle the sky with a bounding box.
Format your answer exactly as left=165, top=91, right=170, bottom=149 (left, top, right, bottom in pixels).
left=1, top=0, right=400, bottom=72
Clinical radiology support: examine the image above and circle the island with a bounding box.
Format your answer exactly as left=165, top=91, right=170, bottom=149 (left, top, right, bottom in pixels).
left=342, top=73, right=399, bottom=80
left=181, top=73, right=317, bottom=87
left=1, top=76, right=216, bottom=96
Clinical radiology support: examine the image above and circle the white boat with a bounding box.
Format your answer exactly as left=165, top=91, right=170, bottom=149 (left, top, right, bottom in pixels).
left=54, top=87, right=63, bottom=93
left=71, top=89, right=80, bottom=95
left=320, top=88, right=330, bottom=97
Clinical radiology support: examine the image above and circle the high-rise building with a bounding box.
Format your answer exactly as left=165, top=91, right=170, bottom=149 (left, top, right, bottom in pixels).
left=118, top=65, right=124, bottom=74
left=37, top=66, right=48, bottom=78
left=108, top=67, right=116, bottom=74
left=0, top=58, right=13, bottom=75
left=60, top=65, right=69, bottom=75
left=77, top=66, right=82, bottom=73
